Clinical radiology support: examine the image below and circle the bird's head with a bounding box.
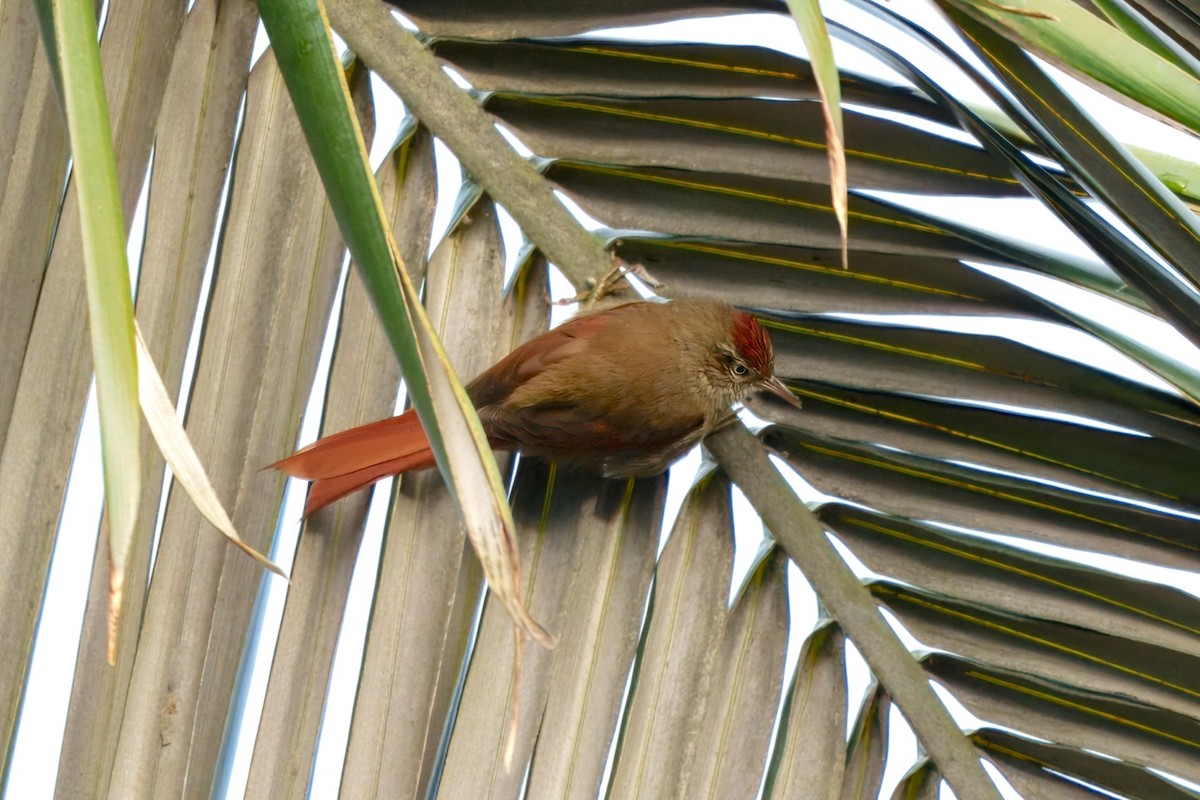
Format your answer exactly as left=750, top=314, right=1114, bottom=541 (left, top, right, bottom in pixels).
left=703, top=310, right=799, bottom=410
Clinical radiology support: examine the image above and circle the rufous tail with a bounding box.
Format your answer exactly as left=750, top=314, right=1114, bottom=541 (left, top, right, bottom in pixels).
left=272, top=410, right=436, bottom=515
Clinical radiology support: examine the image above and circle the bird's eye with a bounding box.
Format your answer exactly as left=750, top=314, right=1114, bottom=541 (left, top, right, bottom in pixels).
left=732, top=363, right=749, bottom=376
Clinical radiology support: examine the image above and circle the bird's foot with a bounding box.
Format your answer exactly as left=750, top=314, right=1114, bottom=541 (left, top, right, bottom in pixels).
left=559, top=255, right=664, bottom=307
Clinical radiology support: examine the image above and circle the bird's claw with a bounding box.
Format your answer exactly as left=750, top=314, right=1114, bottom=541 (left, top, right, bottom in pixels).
left=568, top=256, right=664, bottom=307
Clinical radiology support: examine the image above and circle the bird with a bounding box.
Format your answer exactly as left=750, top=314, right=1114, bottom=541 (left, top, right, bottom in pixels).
left=274, top=298, right=798, bottom=515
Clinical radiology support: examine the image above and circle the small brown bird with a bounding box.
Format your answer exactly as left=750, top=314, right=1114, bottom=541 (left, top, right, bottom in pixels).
left=274, top=299, right=796, bottom=515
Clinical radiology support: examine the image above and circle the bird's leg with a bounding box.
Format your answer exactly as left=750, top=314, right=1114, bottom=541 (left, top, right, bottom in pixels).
left=709, top=409, right=742, bottom=431
left=614, top=261, right=664, bottom=291
left=586, top=265, right=625, bottom=306
left=555, top=276, right=597, bottom=306
left=559, top=255, right=664, bottom=307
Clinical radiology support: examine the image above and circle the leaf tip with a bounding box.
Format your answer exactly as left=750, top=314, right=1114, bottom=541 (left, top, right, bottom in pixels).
left=107, top=559, right=124, bottom=666
left=518, top=606, right=558, bottom=650
left=504, top=625, right=523, bottom=772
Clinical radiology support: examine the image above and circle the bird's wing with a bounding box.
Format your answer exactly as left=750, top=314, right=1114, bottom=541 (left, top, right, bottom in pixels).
left=467, top=302, right=644, bottom=408
left=470, top=301, right=709, bottom=470
left=478, top=402, right=705, bottom=466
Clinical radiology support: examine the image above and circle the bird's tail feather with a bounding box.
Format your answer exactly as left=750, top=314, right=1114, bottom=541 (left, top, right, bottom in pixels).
left=272, top=411, right=436, bottom=515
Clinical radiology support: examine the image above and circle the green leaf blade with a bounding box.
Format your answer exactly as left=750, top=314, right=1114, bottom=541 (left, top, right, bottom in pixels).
left=41, top=0, right=141, bottom=661
left=257, top=0, right=552, bottom=650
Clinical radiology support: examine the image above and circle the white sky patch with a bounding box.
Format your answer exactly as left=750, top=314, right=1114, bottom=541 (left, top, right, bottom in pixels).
left=981, top=759, right=1029, bottom=800
left=830, top=532, right=881, bottom=581
left=494, top=203, right=527, bottom=282
left=551, top=190, right=607, bottom=232
left=879, top=704, right=920, bottom=799
left=6, top=386, right=102, bottom=799
left=843, top=640, right=873, bottom=740
left=843, top=102, right=983, bottom=146
left=429, top=138, right=464, bottom=251
left=368, top=73, right=406, bottom=169
left=768, top=452, right=840, bottom=505
left=916, top=396, right=1152, bottom=437
left=1086, top=195, right=1200, bottom=285
left=1045, top=64, right=1200, bottom=164
left=251, top=21, right=269, bottom=68
left=930, top=679, right=988, bottom=732
left=880, top=607, right=929, bottom=655
left=442, top=65, right=473, bottom=91
left=875, top=192, right=1098, bottom=258
left=1150, top=767, right=1200, bottom=795
left=831, top=309, right=1177, bottom=393
left=496, top=124, right=535, bottom=158
left=579, top=13, right=808, bottom=54
left=728, top=480, right=766, bottom=599
left=924, top=519, right=1200, bottom=600
left=217, top=256, right=351, bottom=800
left=973, top=262, right=1200, bottom=373
left=392, top=9, right=418, bottom=31
left=307, top=484, right=392, bottom=797
left=1046, top=771, right=1129, bottom=800
left=944, top=456, right=1200, bottom=522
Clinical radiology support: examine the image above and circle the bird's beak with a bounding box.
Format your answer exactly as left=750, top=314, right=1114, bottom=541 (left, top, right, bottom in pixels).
left=759, top=375, right=802, bottom=409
